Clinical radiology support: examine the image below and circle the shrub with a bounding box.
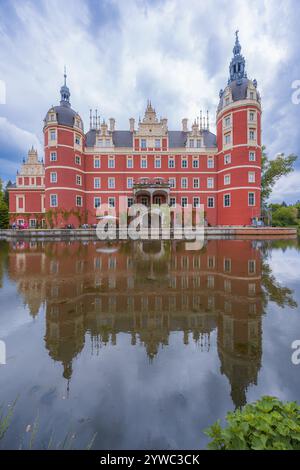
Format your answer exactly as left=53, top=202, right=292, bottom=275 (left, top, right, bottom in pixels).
left=205, top=396, right=300, bottom=450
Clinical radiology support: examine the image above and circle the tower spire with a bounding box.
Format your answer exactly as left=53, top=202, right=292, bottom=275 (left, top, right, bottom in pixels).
left=60, top=66, right=71, bottom=106
left=228, top=30, right=246, bottom=85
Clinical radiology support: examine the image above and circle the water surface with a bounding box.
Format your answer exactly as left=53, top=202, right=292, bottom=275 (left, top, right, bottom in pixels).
left=0, top=238, right=299, bottom=449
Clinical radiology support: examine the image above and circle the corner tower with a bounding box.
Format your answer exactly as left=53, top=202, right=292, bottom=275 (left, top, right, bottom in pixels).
left=43, top=69, right=85, bottom=227
left=216, top=32, right=262, bottom=225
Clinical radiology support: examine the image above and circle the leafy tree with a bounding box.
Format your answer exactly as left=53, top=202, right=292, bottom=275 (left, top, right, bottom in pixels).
left=4, top=180, right=11, bottom=206
left=205, top=396, right=300, bottom=450
left=261, top=147, right=297, bottom=203
left=0, top=200, right=9, bottom=228
left=272, top=206, right=298, bottom=227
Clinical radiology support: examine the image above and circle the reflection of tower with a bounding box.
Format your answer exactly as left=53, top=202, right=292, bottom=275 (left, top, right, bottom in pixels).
left=216, top=240, right=263, bottom=408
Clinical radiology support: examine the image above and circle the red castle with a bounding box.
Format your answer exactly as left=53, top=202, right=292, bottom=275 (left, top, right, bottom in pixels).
left=9, top=32, right=261, bottom=228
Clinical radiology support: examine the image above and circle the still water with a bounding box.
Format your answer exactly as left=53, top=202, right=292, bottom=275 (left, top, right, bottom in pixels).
left=0, top=238, right=299, bottom=449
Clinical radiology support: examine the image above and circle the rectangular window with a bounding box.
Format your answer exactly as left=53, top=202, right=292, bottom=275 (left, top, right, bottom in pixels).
left=127, top=177, right=133, bottom=189
left=248, top=192, right=255, bottom=206
left=249, top=151, right=256, bottom=161
left=75, top=155, right=81, bottom=165
left=224, top=116, right=231, bottom=128
left=50, top=151, right=57, bottom=161
left=249, top=129, right=256, bottom=141
left=50, top=130, right=56, bottom=141
left=248, top=260, right=256, bottom=274
left=193, top=197, right=200, bottom=208
left=141, top=156, right=147, bottom=168
left=224, top=133, right=231, bottom=145
left=75, top=134, right=81, bottom=145
left=250, top=91, right=254, bottom=100
left=50, top=172, right=57, bottom=183
left=76, top=195, right=83, bottom=207
left=181, top=197, right=188, bottom=207
left=94, top=156, right=100, bottom=168
left=193, top=178, right=199, bottom=189
left=196, top=139, right=201, bottom=148
left=108, top=177, right=115, bottom=189
left=155, top=139, right=160, bottom=149
left=141, top=139, right=146, bottom=149
left=224, top=258, right=231, bottom=273
left=170, top=197, right=176, bottom=207
left=189, top=139, right=194, bottom=148
left=127, top=156, right=133, bottom=168
left=154, top=156, right=161, bottom=168
left=192, top=156, right=199, bottom=168
left=76, top=175, right=82, bottom=185
left=224, top=174, right=231, bottom=185
left=181, top=157, right=188, bottom=168
left=94, top=197, right=101, bottom=208
left=94, top=177, right=101, bottom=189
left=224, top=194, right=231, bottom=207
left=207, top=177, right=214, bottom=189
left=249, top=111, right=255, bottom=122
left=207, top=157, right=214, bottom=168
left=108, top=156, right=115, bottom=168
left=127, top=197, right=134, bottom=208
left=181, top=177, right=188, bottom=189
left=29, top=219, right=36, bottom=228
left=248, top=171, right=255, bottom=183
left=168, top=156, right=175, bottom=168
left=169, top=177, right=176, bottom=188
left=50, top=194, right=58, bottom=207
left=108, top=197, right=115, bottom=208
left=224, top=154, right=231, bottom=165
left=207, top=197, right=215, bottom=208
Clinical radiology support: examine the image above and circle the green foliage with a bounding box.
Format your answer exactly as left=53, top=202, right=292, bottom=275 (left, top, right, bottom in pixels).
left=272, top=206, right=298, bottom=227
left=0, top=200, right=9, bottom=229
left=261, top=147, right=297, bottom=203
left=205, top=396, right=300, bottom=450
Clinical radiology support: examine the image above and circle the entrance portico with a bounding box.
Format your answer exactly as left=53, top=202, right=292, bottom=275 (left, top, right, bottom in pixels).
left=133, top=177, right=170, bottom=206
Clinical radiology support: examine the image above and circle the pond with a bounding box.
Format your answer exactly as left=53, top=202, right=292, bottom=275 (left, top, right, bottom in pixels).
left=0, top=238, right=299, bottom=449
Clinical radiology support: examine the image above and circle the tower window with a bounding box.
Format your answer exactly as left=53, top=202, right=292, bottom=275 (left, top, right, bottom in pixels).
left=248, top=172, right=255, bottom=183
left=75, top=134, right=81, bottom=145
left=50, top=172, right=57, bottom=183
left=248, top=192, right=255, bottom=206
left=224, top=194, right=231, bottom=207
left=249, top=151, right=256, bottom=161
left=224, top=154, right=231, bottom=165
left=76, top=175, right=82, bottom=185
left=50, top=152, right=57, bottom=161
left=50, top=194, right=58, bottom=207
left=224, top=174, right=231, bottom=185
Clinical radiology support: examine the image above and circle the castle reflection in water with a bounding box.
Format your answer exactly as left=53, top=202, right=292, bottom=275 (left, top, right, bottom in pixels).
left=7, top=239, right=263, bottom=408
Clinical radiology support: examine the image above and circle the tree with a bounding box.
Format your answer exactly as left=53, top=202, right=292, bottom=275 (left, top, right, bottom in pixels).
left=0, top=200, right=9, bottom=228
left=261, top=146, right=297, bottom=203
left=272, top=206, right=298, bottom=227
left=4, top=181, right=12, bottom=206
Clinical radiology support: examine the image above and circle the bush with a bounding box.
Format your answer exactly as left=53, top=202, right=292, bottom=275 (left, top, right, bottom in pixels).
left=0, top=201, right=9, bottom=229
left=205, top=396, right=300, bottom=450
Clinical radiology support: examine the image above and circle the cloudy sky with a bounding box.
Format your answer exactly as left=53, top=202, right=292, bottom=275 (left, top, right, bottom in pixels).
left=0, top=0, right=299, bottom=202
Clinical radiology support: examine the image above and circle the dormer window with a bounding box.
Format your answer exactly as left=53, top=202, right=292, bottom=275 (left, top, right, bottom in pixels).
left=225, top=97, right=230, bottom=106
left=155, top=139, right=160, bottom=149
left=250, top=92, right=254, bottom=100
left=196, top=139, right=201, bottom=148
left=189, top=139, right=194, bottom=148
left=141, top=139, right=146, bottom=149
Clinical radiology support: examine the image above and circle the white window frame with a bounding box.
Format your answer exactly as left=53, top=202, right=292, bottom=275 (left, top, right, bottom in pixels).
left=248, top=192, right=255, bottom=206
left=169, top=177, right=176, bottom=189
left=94, top=177, right=101, bottom=189
left=127, top=156, right=133, bottom=169
left=154, top=156, right=161, bottom=169
left=108, top=177, right=115, bottom=189
left=127, top=177, right=133, bottom=189
left=181, top=197, right=188, bottom=207
left=181, top=156, right=188, bottom=168
left=76, top=174, right=82, bottom=186
left=207, top=156, right=214, bottom=169
left=224, top=174, right=231, bottom=185
left=168, top=156, right=175, bottom=168
left=249, top=151, right=256, bottom=162
left=94, top=156, right=101, bottom=168
left=141, top=156, right=147, bottom=168
left=108, top=197, right=115, bottom=208
left=50, top=194, right=58, bottom=207
left=224, top=154, right=231, bottom=165
left=181, top=177, right=188, bottom=189
left=108, top=156, right=115, bottom=169
left=248, top=171, right=255, bottom=183
left=50, top=151, right=57, bottom=162
left=207, top=177, right=214, bottom=189
left=224, top=193, right=231, bottom=207
left=75, top=155, right=81, bottom=165
left=193, top=197, right=200, bottom=208
left=192, top=156, right=199, bottom=168
left=50, top=172, right=57, bottom=183
left=193, top=178, right=200, bottom=189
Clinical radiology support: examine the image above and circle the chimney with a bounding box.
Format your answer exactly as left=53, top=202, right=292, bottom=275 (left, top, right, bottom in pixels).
left=109, top=118, right=115, bottom=132
left=129, top=117, right=135, bottom=132
left=182, top=118, right=188, bottom=132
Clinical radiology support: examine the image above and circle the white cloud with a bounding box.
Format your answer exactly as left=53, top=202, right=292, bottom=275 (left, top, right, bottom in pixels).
left=270, top=170, right=300, bottom=203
